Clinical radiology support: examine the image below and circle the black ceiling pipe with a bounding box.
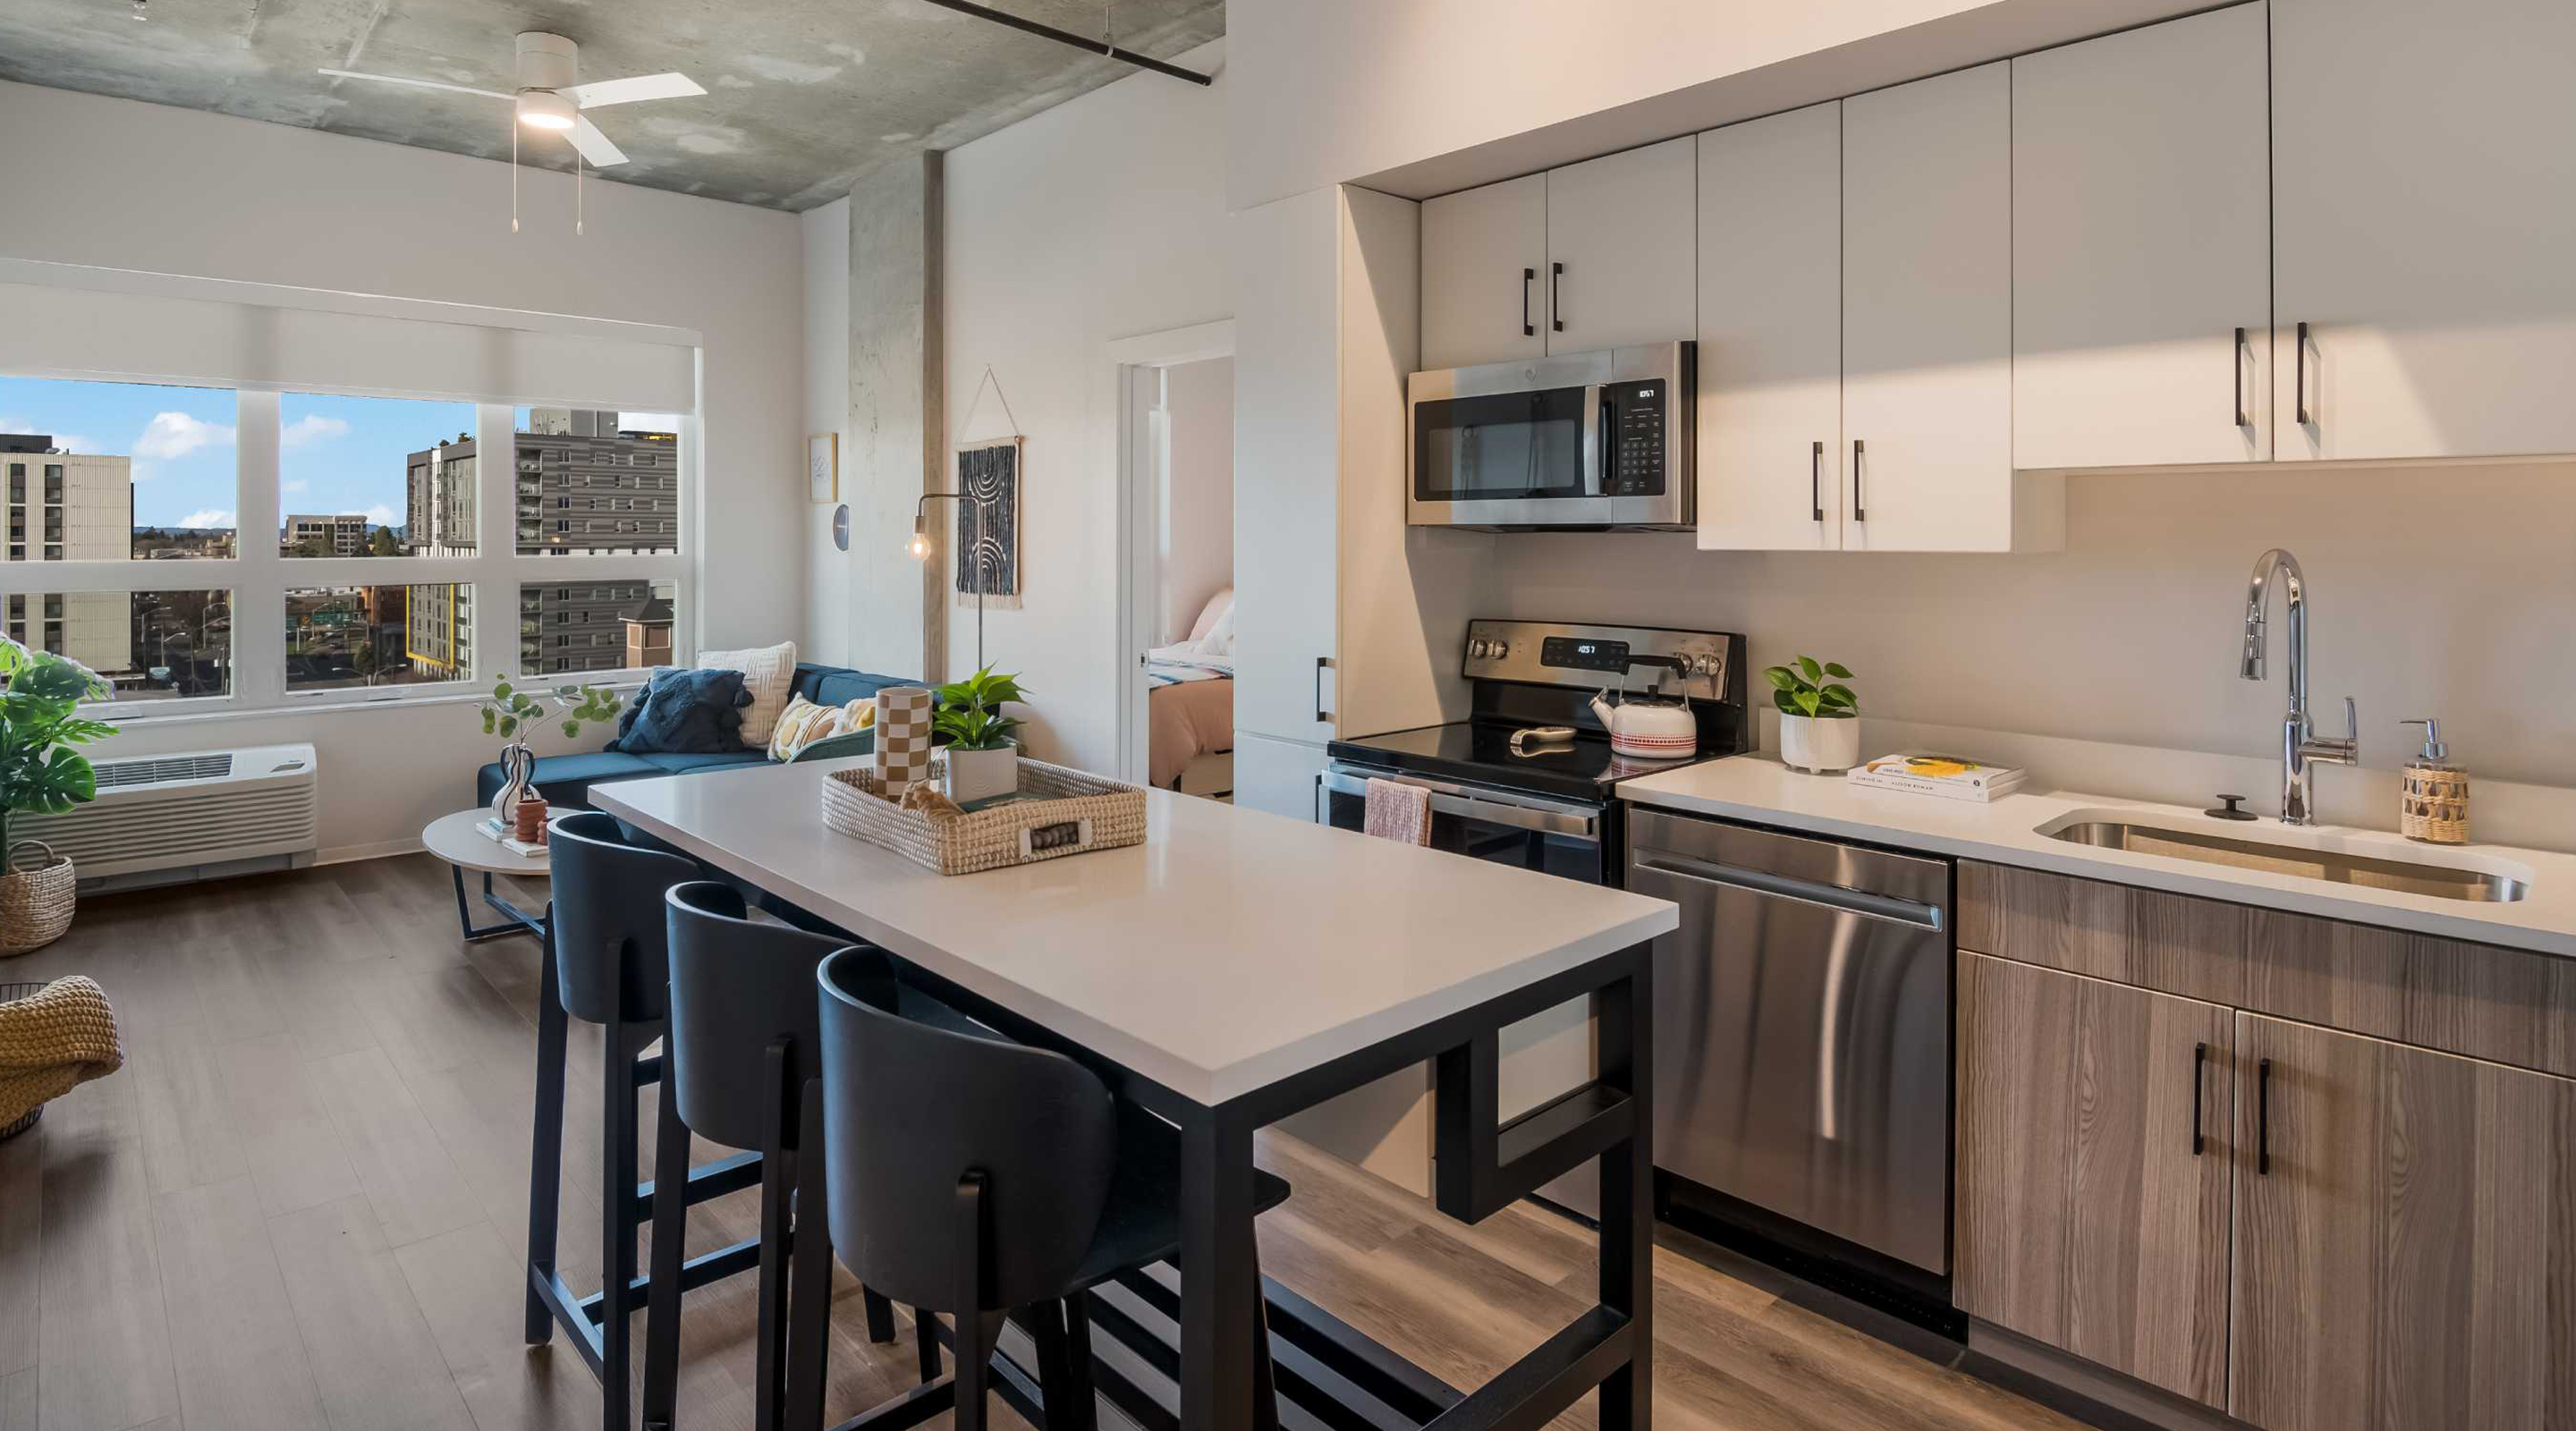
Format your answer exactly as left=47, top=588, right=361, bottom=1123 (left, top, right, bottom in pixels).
left=911, top=0, right=1215, bottom=86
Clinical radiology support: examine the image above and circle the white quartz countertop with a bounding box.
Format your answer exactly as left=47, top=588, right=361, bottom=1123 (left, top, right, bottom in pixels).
left=593, top=760, right=1677, bottom=1105
left=1618, top=755, right=2576, bottom=959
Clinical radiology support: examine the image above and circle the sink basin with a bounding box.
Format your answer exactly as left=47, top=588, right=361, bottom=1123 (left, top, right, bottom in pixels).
left=2039, top=818, right=2529, bottom=902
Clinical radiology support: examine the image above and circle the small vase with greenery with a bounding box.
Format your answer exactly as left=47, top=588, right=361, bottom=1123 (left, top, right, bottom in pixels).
left=0, top=640, right=115, bottom=953
left=479, top=677, right=624, bottom=821
left=931, top=665, right=1028, bottom=804
left=1762, top=655, right=1863, bottom=774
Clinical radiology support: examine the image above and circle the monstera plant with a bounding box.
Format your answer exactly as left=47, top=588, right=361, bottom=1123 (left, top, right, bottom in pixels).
left=0, top=639, right=115, bottom=955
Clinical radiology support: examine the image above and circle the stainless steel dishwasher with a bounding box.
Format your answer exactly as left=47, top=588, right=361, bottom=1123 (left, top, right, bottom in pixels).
left=1625, top=808, right=1952, bottom=1278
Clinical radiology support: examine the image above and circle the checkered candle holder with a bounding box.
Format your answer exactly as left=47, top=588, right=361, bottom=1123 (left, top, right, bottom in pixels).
left=874, top=686, right=935, bottom=801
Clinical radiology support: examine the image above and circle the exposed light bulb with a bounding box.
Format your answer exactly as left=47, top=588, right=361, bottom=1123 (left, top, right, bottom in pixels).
left=516, top=91, right=577, bottom=131
left=908, top=531, right=930, bottom=560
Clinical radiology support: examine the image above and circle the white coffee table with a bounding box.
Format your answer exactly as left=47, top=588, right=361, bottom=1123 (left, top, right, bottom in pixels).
left=423, top=809, right=552, bottom=942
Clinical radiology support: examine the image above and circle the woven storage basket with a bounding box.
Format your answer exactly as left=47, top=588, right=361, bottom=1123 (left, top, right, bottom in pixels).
left=0, top=982, right=42, bottom=1139
left=0, top=842, right=75, bottom=958
left=820, top=758, right=1146, bottom=876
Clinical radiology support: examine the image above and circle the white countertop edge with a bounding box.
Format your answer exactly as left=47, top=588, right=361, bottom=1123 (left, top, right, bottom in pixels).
left=595, top=778, right=1679, bottom=1106
left=1617, top=758, right=2576, bottom=961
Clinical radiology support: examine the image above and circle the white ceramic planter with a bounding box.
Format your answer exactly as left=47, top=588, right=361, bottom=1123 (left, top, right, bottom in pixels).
left=944, top=742, right=1020, bottom=804
left=1777, top=714, right=1861, bottom=774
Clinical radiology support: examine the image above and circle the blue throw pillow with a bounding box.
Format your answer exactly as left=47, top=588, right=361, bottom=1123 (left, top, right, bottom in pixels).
left=607, top=667, right=751, bottom=755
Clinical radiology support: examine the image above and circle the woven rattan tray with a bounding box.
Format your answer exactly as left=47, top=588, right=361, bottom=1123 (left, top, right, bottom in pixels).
left=820, top=758, right=1146, bottom=875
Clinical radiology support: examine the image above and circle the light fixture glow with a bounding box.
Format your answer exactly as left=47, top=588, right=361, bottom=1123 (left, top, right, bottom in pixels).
left=908, top=521, right=930, bottom=561
left=517, top=91, right=577, bottom=131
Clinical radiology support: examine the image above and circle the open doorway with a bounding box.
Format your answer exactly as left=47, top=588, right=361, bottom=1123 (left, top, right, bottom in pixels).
left=1112, top=321, right=1234, bottom=795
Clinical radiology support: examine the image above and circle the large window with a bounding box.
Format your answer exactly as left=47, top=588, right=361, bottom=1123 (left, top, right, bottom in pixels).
left=0, top=376, right=691, bottom=716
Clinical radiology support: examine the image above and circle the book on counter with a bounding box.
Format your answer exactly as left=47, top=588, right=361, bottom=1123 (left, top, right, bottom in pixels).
left=1846, top=752, right=2027, bottom=802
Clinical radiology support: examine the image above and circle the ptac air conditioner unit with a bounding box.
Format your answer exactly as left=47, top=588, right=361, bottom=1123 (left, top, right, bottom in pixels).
left=16, top=743, right=319, bottom=893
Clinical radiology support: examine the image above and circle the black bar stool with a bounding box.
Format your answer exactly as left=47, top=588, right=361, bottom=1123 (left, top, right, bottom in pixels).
left=641, top=883, right=922, bottom=1431
left=526, top=813, right=767, bottom=1431
left=793, top=948, right=1292, bottom=1431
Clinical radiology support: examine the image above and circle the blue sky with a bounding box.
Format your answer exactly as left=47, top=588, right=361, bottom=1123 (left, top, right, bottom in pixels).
left=0, top=378, right=680, bottom=532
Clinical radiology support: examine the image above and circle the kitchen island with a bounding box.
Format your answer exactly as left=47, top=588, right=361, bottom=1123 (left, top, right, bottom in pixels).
left=593, top=758, right=1678, bottom=1431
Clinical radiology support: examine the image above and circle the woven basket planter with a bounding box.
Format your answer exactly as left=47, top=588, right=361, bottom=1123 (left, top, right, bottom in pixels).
left=821, top=758, right=1146, bottom=876
left=0, top=982, right=46, bottom=1139
left=0, top=842, right=76, bottom=958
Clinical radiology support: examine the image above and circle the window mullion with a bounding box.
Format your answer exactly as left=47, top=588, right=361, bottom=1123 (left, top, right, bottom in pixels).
left=232, top=389, right=287, bottom=706
left=472, top=402, right=516, bottom=682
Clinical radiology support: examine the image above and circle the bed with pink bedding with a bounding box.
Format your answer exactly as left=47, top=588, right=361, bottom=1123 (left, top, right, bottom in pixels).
left=1148, top=587, right=1236, bottom=790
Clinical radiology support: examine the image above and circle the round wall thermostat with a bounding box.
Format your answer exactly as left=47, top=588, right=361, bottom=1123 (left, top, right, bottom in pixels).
left=832, top=504, right=850, bottom=552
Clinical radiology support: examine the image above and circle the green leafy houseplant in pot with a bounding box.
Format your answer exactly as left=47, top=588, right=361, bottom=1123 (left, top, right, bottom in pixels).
left=932, top=665, right=1028, bottom=805
left=0, top=640, right=116, bottom=956
left=1764, top=655, right=1860, bottom=774
left=478, top=677, right=623, bottom=823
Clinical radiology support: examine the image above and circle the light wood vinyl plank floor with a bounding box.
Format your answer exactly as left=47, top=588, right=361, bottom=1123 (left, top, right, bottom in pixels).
left=0, top=858, right=2093, bottom=1431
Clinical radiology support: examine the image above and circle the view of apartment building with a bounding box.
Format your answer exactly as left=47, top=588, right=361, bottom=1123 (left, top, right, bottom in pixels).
left=2, top=435, right=131, bottom=673
left=283, top=512, right=369, bottom=556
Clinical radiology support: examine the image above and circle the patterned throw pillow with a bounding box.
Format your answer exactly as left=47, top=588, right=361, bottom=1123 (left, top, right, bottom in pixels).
left=767, top=694, right=875, bottom=761
left=697, top=640, right=797, bottom=746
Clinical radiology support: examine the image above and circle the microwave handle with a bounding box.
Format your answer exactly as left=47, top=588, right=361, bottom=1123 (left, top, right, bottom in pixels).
left=1580, top=384, right=1606, bottom=496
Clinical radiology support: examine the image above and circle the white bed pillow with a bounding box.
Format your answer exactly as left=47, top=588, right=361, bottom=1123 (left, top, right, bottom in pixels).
left=1195, top=597, right=1237, bottom=656
left=698, top=639, right=797, bottom=747
left=1187, top=587, right=1234, bottom=645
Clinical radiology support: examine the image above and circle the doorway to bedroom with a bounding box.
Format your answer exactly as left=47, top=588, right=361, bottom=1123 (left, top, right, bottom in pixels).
left=1114, top=321, right=1235, bottom=798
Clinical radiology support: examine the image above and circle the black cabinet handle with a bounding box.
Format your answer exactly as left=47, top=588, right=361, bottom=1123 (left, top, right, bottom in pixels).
left=2233, top=327, right=2250, bottom=429
left=1521, top=267, right=1536, bottom=338
left=1313, top=656, right=1331, bottom=724
left=2294, top=321, right=2311, bottom=428
left=2256, top=1055, right=2273, bottom=1174
left=1550, top=261, right=1564, bottom=334
left=1810, top=441, right=1824, bottom=522
left=2191, top=1042, right=2207, bottom=1156
left=1851, top=439, right=1866, bottom=522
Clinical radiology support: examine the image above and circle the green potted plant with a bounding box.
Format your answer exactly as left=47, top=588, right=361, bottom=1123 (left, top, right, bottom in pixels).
left=0, top=640, right=116, bottom=956
left=478, top=677, right=624, bottom=822
left=1763, top=655, right=1860, bottom=773
left=931, top=665, right=1028, bottom=804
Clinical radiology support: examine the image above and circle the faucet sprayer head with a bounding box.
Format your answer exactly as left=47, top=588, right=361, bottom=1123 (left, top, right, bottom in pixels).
left=2241, top=613, right=2267, bottom=681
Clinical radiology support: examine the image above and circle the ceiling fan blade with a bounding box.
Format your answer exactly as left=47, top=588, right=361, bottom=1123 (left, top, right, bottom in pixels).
left=568, top=116, right=630, bottom=167
left=317, top=67, right=512, bottom=101
left=561, top=72, right=705, bottom=108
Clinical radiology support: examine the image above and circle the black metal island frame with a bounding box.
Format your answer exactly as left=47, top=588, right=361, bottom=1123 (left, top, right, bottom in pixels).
left=592, top=762, right=1676, bottom=1431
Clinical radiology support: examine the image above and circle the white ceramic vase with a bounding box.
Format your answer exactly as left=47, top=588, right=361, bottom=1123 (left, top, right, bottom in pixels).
left=1777, top=714, right=1861, bottom=774
left=944, top=742, right=1020, bottom=805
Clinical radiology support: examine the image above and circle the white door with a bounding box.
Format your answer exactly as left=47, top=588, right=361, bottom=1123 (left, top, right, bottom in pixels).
left=2013, top=4, right=2272, bottom=470
left=1842, top=63, right=2022, bottom=552
left=2273, top=0, right=2576, bottom=462
left=1232, top=731, right=1327, bottom=824
left=1419, top=174, right=1547, bottom=371
left=1232, top=189, right=1342, bottom=743
left=1696, top=103, right=1844, bottom=551
left=1544, top=136, right=1698, bottom=354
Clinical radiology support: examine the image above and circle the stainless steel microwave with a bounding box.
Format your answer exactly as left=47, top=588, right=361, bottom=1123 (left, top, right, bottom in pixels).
left=1406, top=342, right=1694, bottom=530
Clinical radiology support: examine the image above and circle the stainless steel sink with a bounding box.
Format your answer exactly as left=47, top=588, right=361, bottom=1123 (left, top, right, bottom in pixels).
left=2042, top=820, right=2529, bottom=902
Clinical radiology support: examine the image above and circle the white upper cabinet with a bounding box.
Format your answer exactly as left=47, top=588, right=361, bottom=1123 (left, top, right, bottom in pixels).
left=1544, top=137, right=1698, bottom=354
left=1418, top=174, right=1546, bottom=371
left=1697, top=103, right=1844, bottom=551
left=2272, top=0, right=2576, bottom=462
left=1843, top=63, right=2053, bottom=551
left=2013, top=4, right=2272, bottom=470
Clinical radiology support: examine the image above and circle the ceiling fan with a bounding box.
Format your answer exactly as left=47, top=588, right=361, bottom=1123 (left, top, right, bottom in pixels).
left=320, top=33, right=705, bottom=230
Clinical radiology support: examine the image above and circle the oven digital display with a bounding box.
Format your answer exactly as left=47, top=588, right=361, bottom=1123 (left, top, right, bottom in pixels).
left=1540, top=635, right=1631, bottom=673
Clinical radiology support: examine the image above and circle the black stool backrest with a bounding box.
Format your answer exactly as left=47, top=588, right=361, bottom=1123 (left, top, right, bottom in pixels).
left=549, top=811, right=701, bottom=1027
left=815, top=949, right=1118, bottom=1313
left=663, top=881, right=846, bottom=1150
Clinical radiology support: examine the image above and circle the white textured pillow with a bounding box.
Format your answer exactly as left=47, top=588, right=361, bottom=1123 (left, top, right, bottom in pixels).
left=1196, top=598, right=1237, bottom=656
left=699, top=640, right=797, bottom=746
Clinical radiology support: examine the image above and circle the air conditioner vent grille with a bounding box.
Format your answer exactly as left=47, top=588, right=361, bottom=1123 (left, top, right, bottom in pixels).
left=93, top=753, right=233, bottom=789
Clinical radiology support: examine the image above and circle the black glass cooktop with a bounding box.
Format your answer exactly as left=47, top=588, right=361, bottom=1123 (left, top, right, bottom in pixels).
left=1326, top=721, right=1703, bottom=804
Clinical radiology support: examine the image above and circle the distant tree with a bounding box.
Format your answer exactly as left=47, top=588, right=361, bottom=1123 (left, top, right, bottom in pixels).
left=369, top=527, right=402, bottom=557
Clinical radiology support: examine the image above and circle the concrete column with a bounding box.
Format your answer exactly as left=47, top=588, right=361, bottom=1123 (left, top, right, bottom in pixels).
left=845, top=150, right=946, bottom=684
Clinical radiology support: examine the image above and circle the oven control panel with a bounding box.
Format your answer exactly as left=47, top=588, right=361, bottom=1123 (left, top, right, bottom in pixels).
left=1462, top=619, right=1734, bottom=694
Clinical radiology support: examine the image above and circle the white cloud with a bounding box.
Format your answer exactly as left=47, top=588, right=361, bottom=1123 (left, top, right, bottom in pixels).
left=178, top=508, right=235, bottom=529
left=132, top=411, right=236, bottom=461
left=361, top=504, right=396, bottom=526
left=280, top=414, right=351, bottom=450
left=739, top=55, right=842, bottom=83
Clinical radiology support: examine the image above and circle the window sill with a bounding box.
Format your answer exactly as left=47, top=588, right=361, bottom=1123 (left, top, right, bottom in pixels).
left=91, top=678, right=646, bottom=731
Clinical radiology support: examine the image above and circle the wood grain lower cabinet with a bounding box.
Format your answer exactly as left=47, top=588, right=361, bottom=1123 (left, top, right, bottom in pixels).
left=2229, top=1014, right=2576, bottom=1431
left=1955, top=953, right=2234, bottom=1408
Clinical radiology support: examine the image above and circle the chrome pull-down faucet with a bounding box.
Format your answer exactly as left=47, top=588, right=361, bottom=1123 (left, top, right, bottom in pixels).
left=2241, top=547, right=2357, bottom=826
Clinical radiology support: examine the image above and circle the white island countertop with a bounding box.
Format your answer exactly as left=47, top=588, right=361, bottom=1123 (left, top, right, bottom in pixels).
left=1619, top=755, right=2576, bottom=960
left=594, top=760, right=1677, bottom=1105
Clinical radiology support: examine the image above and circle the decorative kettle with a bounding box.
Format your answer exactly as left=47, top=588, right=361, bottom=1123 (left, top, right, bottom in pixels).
left=1588, top=688, right=1699, bottom=760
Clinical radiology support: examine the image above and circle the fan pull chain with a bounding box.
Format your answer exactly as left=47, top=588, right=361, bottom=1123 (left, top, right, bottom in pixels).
left=510, top=119, right=521, bottom=233
left=576, top=140, right=584, bottom=236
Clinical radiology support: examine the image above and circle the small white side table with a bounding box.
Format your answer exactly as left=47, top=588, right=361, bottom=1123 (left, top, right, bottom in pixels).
left=423, top=809, right=551, bottom=942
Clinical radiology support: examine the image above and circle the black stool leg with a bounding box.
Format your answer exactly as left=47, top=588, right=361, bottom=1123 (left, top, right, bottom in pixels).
left=1250, top=1249, right=1279, bottom=1431
left=640, top=1079, right=691, bottom=1431
left=913, top=1308, right=942, bottom=1384
left=601, top=1016, right=645, bottom=1431
left=753, top=1044, right=795, bottom=1431
left=1045, top=1297, right=1097, bottom=1431
left=524, top=913, right=567, bottom=1345
left=953, top=1173, right=999, bottom=1431
left=860, top=1287, right=896, bottom=1345
left=782, top=1078, right=834, bottom=1431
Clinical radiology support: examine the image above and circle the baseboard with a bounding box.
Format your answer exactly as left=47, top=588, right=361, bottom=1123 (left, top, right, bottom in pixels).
left=1962, top=1321, right=2251, bottom=1431
left=319, top=838, right=426, bottom=865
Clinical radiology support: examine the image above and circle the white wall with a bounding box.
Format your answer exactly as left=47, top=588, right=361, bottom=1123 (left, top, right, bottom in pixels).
left=0, top=79, right=807, bottom=859
left=939, top=38, right=1231, bottom=771
left=802, top=197, right=855, bottom=665
left=1157, top=355, right=1234, bottom=645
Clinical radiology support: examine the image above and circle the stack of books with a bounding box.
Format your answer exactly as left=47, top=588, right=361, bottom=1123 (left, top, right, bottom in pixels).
left=1846, top=752, right=2027, bottom=803
left=476, top=815, right=548, bottom=858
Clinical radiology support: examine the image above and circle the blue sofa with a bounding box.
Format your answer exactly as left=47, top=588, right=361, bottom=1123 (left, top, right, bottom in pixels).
left=474, top=662, right=921, bottom=812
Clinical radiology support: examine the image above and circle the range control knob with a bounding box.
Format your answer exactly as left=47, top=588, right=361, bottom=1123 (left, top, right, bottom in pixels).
left=1466, top=638, right=1491, bottom=659
left=1487, top=640, right=1508, bottom=660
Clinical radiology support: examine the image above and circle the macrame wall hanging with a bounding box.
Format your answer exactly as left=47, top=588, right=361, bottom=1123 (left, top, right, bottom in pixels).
left=953, top=365, right=1024, bottom=611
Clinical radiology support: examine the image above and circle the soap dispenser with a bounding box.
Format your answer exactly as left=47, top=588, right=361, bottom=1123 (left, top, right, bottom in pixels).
left=2399, top=718, right=2469, bottom=844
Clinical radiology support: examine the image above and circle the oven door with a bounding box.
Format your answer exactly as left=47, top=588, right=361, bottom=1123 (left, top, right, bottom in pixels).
left=1318, top=766, right=1604, bottom=884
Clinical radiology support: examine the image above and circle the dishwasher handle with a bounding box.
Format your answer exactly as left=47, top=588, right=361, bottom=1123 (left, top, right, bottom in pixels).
left=1632, top=847, right=1945, bottom=930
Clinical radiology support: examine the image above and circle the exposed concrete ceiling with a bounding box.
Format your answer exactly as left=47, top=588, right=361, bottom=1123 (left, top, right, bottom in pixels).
left=0, top=0, right=1224, bottom=210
